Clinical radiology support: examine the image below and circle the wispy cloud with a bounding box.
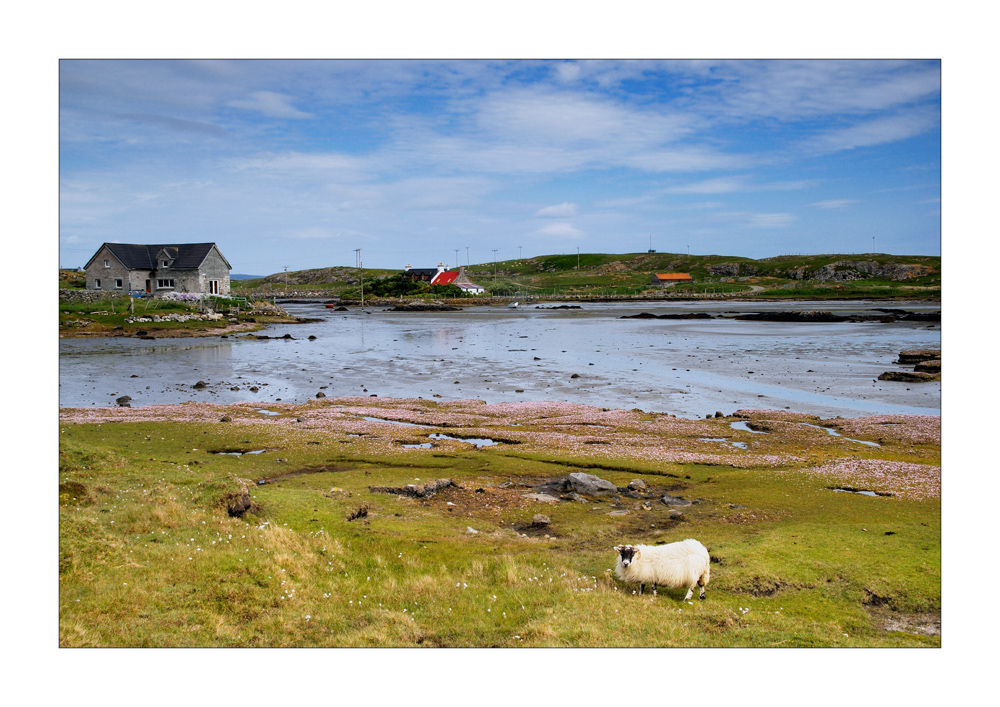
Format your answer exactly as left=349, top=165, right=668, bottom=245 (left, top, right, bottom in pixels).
left=746, top=213, right=797, bottom=228
left=812, top=199, right=858, bottom=209
left=227, top=91, right=314, bottom=119
left=537, top=223, right=582, bottom=238
left=664, top=176, right=816, bottom=195
left=535, top=202, right=578, bottom=218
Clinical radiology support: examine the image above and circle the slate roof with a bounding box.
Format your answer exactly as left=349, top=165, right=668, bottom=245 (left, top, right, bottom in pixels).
left=86, top=243, right=229, bottom=271
left=402, top=268, right=440, bottom=279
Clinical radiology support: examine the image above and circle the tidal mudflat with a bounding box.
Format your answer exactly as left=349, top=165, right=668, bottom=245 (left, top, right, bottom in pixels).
left=59, top=300, right=940, bottom=420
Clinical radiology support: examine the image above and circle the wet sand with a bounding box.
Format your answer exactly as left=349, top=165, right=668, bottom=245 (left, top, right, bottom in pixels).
left=58, top=300, right=940, bottom=419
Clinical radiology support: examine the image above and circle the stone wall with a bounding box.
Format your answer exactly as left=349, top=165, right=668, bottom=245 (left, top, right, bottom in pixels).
left=60, top=289, right=132, bottom=303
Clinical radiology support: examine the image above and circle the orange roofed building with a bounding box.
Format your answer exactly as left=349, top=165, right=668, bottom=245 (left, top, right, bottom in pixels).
left=651, top=272, right=692, bottom=287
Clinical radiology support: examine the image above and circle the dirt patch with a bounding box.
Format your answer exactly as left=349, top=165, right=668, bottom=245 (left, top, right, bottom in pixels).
left=346, top=504, right=370, bottom=522
left=862, top=588, right=893, bottom=608
left=256, top=463, right=353, bottom=485
left=369, top=479, right=456, bottom=498
left=874, top=610, right=941, bottom=636
left=429, top=484, right=534, bottom=522
left=735, top=576, right=788, bottom=597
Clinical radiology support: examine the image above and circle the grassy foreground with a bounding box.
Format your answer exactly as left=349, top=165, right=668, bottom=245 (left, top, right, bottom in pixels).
left=58, top=398, right=940, bottom=647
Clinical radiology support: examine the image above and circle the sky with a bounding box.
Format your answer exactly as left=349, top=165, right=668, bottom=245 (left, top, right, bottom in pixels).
left=58, top=59, right=941, bottom=274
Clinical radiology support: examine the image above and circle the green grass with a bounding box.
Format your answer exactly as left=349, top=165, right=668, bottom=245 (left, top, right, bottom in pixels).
left=59, top=405, right=940, bottom=647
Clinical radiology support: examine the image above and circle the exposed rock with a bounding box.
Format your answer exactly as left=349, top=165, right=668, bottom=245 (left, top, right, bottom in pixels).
left=896, top=349, right=941, bottom=365
left=627, top=479, right=647, bottom=491
left=193, top=381, right=208, bottom=389
left=219, top=416, right=231, bottom=422
left=115, top=395, right=132, bottom=407
left=707, top=262, right=741, bottom=277
left=522, top=493, right=560, bottom=503
left=621, top=312, right=713, bottom=320
left=914, top=360, right=941, bottom=373
left=567, top=472, right=618, bottom=496
left=735, top=311, right=849, bottom=322
left=878, top=371, right=940, bottom=383
left=316, top=391, right=326, bottom=398
left=661, top=494, right=693, bottom=507
left=387, top=303, right=462, bottom=312
left=531, top=514, right=551, bottom=527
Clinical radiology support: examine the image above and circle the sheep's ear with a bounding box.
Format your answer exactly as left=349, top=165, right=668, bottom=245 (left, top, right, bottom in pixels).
left=614, top=545, right=624, bottom=553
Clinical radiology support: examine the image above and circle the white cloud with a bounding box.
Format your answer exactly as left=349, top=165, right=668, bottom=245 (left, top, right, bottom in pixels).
left=535, top=202, right=578, bottom=218
left=812, top=199, right=858, bottom=209
left=806, top=109, right=938, bottom=154
left=227, top=91, right=314, bottom=119
left=537, top=223, right=582, bottom=238
left=664, top=176, right=815, bottom=195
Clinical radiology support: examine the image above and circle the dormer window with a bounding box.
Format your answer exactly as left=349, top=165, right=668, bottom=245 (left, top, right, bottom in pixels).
left=162, top=260, right=169, bottom=268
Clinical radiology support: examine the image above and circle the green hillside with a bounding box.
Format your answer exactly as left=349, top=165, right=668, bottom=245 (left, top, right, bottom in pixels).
left=230, top=252, right=940, bottom=299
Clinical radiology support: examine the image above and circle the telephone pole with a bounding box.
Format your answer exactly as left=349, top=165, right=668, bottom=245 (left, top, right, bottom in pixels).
left=354, top=249, right=363, bottom=307
left=492, top=249, right=498, bottom=282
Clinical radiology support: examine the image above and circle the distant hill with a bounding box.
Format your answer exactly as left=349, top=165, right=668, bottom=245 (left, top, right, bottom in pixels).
left=227, top=252, right=940, bottom=299
left=231, top=273, right=266, bottom=281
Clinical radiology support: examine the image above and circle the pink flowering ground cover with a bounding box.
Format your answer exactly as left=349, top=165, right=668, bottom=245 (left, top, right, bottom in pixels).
left=800, top=459, right=941, bottom=501
left=58, top=396, right=943, bottom=473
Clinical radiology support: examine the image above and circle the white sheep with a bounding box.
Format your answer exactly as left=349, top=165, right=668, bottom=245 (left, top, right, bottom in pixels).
left=614, top=539, right=711, bottom=600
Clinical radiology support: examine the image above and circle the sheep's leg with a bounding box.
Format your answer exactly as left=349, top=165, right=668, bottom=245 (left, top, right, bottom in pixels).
left=699, top=585, right=706, bottom=600
left=699, top=572, right=708, bottom=600
left=683, top=586, right=694, bottom=601
left=652, top=583, right=657, bottom=596
left=639, top=583, right=645, bottom=595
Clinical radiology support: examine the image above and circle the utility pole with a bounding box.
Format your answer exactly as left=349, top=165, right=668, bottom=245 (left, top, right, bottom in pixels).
left=492, top=249, right=498, bottom=283
left=577, top=247, right=580, bottom=270
left=354, top=249, right=363, bottom=307
left=518, top=245, right=522, bottom=260
left=284, top=266, right=288, bottom=291
left=466, top=247, right=470, bottom=266
left=454, top=249, right=459, bottom=270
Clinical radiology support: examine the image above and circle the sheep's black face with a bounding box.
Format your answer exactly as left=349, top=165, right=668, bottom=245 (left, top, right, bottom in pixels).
left=616, top=545, right=636, bottom=567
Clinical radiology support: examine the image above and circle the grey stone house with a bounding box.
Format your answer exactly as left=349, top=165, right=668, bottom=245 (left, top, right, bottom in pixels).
left=83, top=243, right=232, bottom=296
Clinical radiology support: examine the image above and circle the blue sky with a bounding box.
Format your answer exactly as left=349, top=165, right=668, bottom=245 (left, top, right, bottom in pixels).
left=59, top=60, right=940, bottom=273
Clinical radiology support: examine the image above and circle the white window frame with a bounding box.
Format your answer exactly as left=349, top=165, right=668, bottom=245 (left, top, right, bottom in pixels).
left=94, top=279, right=101, bottom=289
left=114, top=279, right=123, bottom=289
left=156, top=278, right=175, bottom=289
left=208, top=279, right=220, bottom=295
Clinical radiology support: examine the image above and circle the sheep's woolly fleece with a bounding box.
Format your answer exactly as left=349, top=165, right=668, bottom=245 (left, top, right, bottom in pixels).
left=58, top=398, right=936, bottom=474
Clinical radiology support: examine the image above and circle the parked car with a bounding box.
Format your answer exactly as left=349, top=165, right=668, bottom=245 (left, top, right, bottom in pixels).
left=128, top=290, right=151, bottom=298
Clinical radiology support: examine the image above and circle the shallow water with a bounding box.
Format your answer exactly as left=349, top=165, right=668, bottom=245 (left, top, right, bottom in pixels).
left=59, top=299, right=940, bottom=419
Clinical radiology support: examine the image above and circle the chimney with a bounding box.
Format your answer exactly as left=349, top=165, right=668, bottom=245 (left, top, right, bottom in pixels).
left=404, top=264, right=410, bottom=271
